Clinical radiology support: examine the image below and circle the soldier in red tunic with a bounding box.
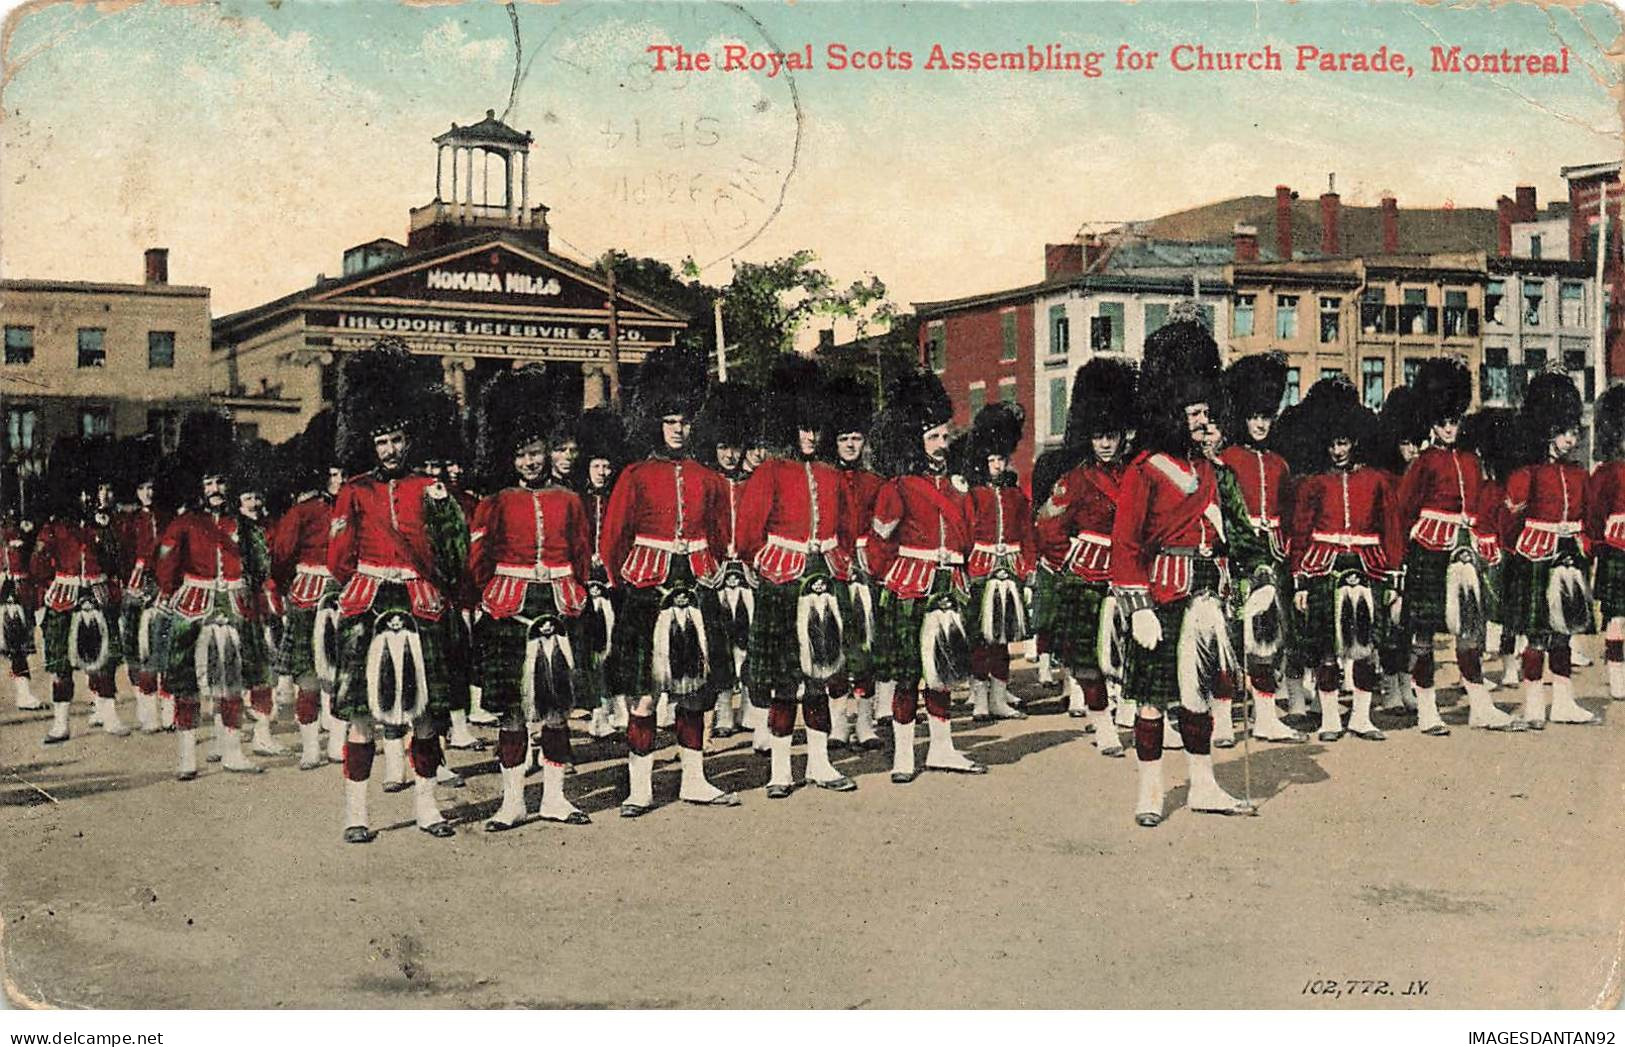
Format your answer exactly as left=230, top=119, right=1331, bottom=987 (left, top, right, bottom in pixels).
left=1371, top=385, right=1427, bottom=712
left=695, top=381, right=762, bottom=743
left=228, top=442, right=287, bottom=759
left=1217, top=352, right=1307, bottom=747
left=577, top=407, right=629, bottom=739
left=1503, top=372, right=1597, bottom=727
left=868, top=369, right=982, bottom=782
left=822, top=376, right=886, bottom=751
left=152, top=413, right=266, bottom=778
left=960, top=403, right=1034, bottom=723
left=1588, top=386, right=1625, bottom=700
left=735, top=355, right=858, bottom=798
left=1277, top=378, right=1404, bottom=742
left=468, top=366, right=594, bottom=830
left=1035, top=358, right=1136, bottom=755
left=1396, top=358, right=1519, bottom=734
left=601, top=346, right=740, bottom=816
left=31, top=439, right=124, bottom=745
left=111, top=437, right=170, bottom=734
left=3, top=466, right=43, bottom=712
left=1111, top=317, right=1252, bottom=826
left=327, top=343, right=469, bottom=843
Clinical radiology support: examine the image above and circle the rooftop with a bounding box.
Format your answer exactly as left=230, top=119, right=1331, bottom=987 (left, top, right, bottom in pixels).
left=434, top=109, right=532, bottom=148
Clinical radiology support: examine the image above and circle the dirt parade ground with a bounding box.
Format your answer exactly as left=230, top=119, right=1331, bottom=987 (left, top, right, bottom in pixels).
left=2, top=651, right=1623, bottom=1011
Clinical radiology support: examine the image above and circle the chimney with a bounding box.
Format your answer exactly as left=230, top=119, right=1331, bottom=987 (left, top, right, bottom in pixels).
left=1380, top=195, right=1399, bottom=253
left=1232, top=223, right=1259, bottom=263
left=144, top=248, right=169, bottom=285
left=1044, top=241, right=1085, bottom=281
left=1275, top=185, right=1294, bottom=260
left=1496, top=195, right=1515, bottom=257
left=1515, top=185, right=1537, bottom=223
left=1082, top=232, right=1108, bottom=270
left=1319, top=189, right=1342, bottom=256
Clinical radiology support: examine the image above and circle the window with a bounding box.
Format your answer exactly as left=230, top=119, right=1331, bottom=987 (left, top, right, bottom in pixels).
left=1000, top=311, right=1018, bottom=362
left=1195, top=304, right=1215, bottom=332
left=1275, top=295, right=1298, bottom=340
left=1145, top=303, right=1169, bottom=336
left=997, top=378, right=1017, bottom=404
left=77, top=328, right=106, bottom=368
left=1321, top=367, right=1344, bottom=384
left=1048, top=376, right=1068, bottom=438
left=1443, top=290, right=1472, bottom=338
left=1403, top=358, right=1422, bottom=387
left=1400, top=288, right=1436, bottom=336
left=79, top=407, right=111, bottom=437
left=1560, top=282, right=1585, bottom=327
left=1047, top=305, right=1069, bottom=358
left=1233, top=295, right=1255, bottom=338
left=1485, top=281, right=1505, bottom=326
left=1091, top=302, right=1124, bottom=352
left=1481, top=347, right=1511, bottom=404
left=1360, top=358, right=1385, bottom=410
left=147, top=331, right=175, bottom=369
left=967, top=383, right=986, bottom=419
left=1284, top=367, right=1301, bottom=407
left=1524, top=346, right=1548, bottom=371
left=1523, top=280, right=1545, bottom=327
left=1359, top=287, right=1394, bottom=334
left=4, top=326, right=34, bottom=366
left=5, top=407, right=37, bottom=455
left=1564, top=348, right=1588, bottom=373
left=147, top=410, right=180, bottom=453
left=1319, top=297, right=1341, bottom=344
left=926, top=322, right=946, bottom=372
left=1529, top=234, right=1542, bottom=260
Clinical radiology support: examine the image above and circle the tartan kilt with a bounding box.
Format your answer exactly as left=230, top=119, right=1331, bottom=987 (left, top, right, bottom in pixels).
left=442, top=604, right=474, bottom=717
left=577, top=583, right=620, bottom=705
left=1029, top=565, right=1060, bottom=639
left=1233, top=560, right=1295, bottom=667
left=968, top=564, right=1031, bottom=646
left=41, top=597, right=123, bottom=677
left=472, top=583, right=585, bottom=719
left=605, top=559, right=723, bottom=711
left=1049, top=574, right=1107, bottom=675
left=119, top=585, right=161, bottom=674
left=843, top=579, right=876, bottom=683
left=274, top=604, right=319, bottom=679
left=0, top=596, right=35, bottom=657
left=1123, top=558, right=1226, bottom=712
left=332, top=581, right=449, bottom=722
left=160, top=591, right=262, bottom=697
left=1401, top=543, right=1473, bottom=638
left=1501, top=542, right=1595, bottom=639
left=1300, top=555, right=1391, bottom=664
left=748, top=559, right=852, bottom=694
left=872, top=569, right=966, bottom=687
left=1596, top=548, right=1625, bottom=621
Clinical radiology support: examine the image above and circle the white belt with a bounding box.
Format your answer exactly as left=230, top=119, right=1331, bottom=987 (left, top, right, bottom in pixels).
left=972, top=542, right=1018, bottom=557
left=767, top=533, right=837, bottom=555
left=1310, top=532, right=1380, bottom=547
left=899, top=545, right=964, bottom=566
left=182, top=574, right=245, bottom=591
left=1419, top=509, right=1474, bottom=526
left=52, top=573, right=107, bottom=586
left=1070, top=531, right=1111, bottom=548
left=1248, top=514, right=1282, bottom=530
left=358, top=562, right=420, bottom=582
left=1523, top=520, right=1582, bottom=536
left=294, top=564, right=332, bottom=577
left=634, top=535, right=707, bottom=555
left=494, top=563, right=573, bottom=581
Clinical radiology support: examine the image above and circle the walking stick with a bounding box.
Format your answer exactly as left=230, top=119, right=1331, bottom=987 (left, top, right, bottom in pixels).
left=1237, top=671, right=1260, bottom=816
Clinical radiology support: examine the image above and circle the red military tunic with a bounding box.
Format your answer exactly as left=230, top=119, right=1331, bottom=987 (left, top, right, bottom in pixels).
left=1586, top=461, right=1625, bottom=554
left=836, top=464, right=885, bottom=578
left=2, top=522, right=31, bottom=602
left=867, top=472, right=973, bottom=599
left=581, top=485, right=613, bottom=580
left=1110, top=451, right=1225, bottom=608
left=327, top=471, right=452, bottom=621
left=1035, top=460, right=1125, bottom=581
left=31, top=519, right=116, bottom=612
left=467, top=484, right=591, bottom=619
left=599, top=457, right=730, bottom=590
left=1397, top=446, right=1485, bottom=552
left=735, top=457, right=854, bottom=584
left=115, top=506, right=167, bottom=592
left=1474, top=481, right=1508, bottom=566
left=1504, top=461, right=1589, bottom=562
left=1286, top=466, right=1402, bottom=582
left=966, top=482, right=1035, bottom=582
left=154, top=511, right=253, bottom=621
left=271, top=494, right=335, bottom=610
left=1219, top=444, right=1289, bottom=558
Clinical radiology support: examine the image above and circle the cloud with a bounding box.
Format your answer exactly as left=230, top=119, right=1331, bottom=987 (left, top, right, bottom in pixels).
left=419, top=19, right=509, bottom=82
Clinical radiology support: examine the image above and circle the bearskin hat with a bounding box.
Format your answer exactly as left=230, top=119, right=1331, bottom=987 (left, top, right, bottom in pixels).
left=763, top=354, right=828, bottom=454
left=1595, top=384, right=1625, bottom=461
left=228, top=435, right=282, bottom=503
left=334, top=338, right=449, bottom=475
left=1224, top=351, right=1288, bottom=439
left=1030, top=448, right=1077, bottom=510
left=1461, top=408, right=1520, bottom=483
left=1275, top=376, right=1375, bottom=474
left=695, top=381, right=762, bottom=455
left=628, top=345, right=710, bottom=457
left=576, top=406, right=627, bottom=472
left=824, top=374, right=876, bottom=438
left=170, top=410, right=237, bottom=505
left=871, top=368, right=954, bottom=478
left=1137, top=318, right=1224, bottom=455
left=473, top=364, right=570, bottom=489
left=41, top=437, right=95, bottom=518
left=962, top=402, right=1025, bottom=485
left=1066, top=357, right=1138, bottom=447
left=285, top=409, right=336, bottom=493
left=1372, top=384, right=1427, bottom=474
left=109, top=435, right=161, bottom=503
left=1519, top=370, right=1583, bottom=447
left=1411, top=357, right=1473, bottom=428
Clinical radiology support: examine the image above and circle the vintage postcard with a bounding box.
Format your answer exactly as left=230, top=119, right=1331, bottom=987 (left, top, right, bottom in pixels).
left=1, top=0, right=1623, bottom=1021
